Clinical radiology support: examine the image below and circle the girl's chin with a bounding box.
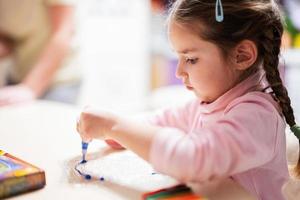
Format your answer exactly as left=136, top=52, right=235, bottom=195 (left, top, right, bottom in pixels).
left=195, top=94, right=212, bottom=104
left=189, top=89, right=213, bottom=103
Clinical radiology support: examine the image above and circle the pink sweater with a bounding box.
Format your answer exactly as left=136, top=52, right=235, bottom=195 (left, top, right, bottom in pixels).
left=149, top=71, right=289, bottom=200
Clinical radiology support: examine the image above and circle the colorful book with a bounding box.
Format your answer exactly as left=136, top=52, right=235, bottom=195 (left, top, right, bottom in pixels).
left=142, top=184, right=207, bottom=200
left=0, top=150, right=46, bottom=199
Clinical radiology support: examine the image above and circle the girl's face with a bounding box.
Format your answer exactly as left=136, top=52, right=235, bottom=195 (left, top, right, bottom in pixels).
left=168, top=21, right=242, bottom=103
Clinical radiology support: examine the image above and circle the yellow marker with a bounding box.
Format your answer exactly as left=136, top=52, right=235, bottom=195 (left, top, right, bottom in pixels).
left=0, top=150, right=5, bottom=156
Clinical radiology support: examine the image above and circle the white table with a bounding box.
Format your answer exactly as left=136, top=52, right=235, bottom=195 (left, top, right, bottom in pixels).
left=0, top=101, right=255, bottom=200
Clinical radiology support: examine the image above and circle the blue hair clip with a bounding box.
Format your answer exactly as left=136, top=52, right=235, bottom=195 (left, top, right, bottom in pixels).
left=215, top=0, right=224, bottom=22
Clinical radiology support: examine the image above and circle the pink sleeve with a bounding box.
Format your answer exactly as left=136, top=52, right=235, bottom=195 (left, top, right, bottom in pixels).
left=149, top=95, right=283, bottom=182
left=147, top=100, right=197, bottom=132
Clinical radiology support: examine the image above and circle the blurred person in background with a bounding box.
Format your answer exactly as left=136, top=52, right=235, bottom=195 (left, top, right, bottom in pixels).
left=0, top=0, right=82, bottom=106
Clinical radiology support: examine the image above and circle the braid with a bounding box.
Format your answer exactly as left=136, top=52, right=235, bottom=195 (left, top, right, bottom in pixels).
left=261, top=22, right=300, bottom=176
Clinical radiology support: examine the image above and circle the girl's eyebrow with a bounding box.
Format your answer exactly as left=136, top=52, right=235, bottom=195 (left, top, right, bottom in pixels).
left=178, top=48, right=198, bottom=54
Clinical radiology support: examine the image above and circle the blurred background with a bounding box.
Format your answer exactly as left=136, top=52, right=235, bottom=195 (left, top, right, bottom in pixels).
left=77, top=0, right=195, bottom=114
left=0, top=0, right=299, bottom=119
left=76, top=0, right=193, bottom=114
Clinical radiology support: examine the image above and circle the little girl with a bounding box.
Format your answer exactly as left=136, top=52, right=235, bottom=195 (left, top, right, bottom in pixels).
left=76, top=0, right=300, bottom=199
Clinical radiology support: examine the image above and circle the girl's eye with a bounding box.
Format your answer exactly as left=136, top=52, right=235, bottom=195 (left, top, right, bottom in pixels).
left=185, top=58, right=198, bottom=64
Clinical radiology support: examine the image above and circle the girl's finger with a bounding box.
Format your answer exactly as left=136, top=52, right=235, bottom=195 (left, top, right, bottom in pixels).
left=76, top=116, right=81, bottom=133
left=76, top=121, right=80, bottom=133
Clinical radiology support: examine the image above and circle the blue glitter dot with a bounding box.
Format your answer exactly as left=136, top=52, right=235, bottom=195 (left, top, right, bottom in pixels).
left=85, top=174, right=92, bottom=180
left=100, top=177, right=105, bottom=181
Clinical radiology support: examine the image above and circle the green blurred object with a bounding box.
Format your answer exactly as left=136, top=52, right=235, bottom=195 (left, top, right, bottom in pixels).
left=291, top=125, right=300, bottom=140
left=285, top=16, right=300, bottom=48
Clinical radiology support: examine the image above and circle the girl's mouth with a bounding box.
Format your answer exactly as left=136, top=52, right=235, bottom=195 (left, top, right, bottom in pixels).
left=186, top=86, right=193, bottom=90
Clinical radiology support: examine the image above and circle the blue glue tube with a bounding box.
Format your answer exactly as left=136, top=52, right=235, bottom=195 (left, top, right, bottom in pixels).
left=81, top=141, right=89, bottom=161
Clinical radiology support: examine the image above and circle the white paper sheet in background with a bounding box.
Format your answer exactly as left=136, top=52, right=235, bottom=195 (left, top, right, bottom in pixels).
left=78, top=0, right=151, bottom=114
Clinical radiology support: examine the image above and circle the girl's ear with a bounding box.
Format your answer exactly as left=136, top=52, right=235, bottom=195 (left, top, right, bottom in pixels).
left=233, top=40, right=258, bottom=70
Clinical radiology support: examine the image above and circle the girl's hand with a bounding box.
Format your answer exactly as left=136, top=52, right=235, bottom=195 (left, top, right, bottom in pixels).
left=105, top=139, right=124, bottom=149
left=0, top=84, right=36, bottom=106
left=76, top=107, right=124, bottom=149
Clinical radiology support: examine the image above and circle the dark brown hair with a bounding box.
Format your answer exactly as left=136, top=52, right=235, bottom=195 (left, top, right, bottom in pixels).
left=168, top=0, right=300, bottom=176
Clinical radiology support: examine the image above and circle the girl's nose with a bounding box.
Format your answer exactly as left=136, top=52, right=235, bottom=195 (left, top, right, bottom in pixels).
left=175, top=60, right=186, bottom=79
